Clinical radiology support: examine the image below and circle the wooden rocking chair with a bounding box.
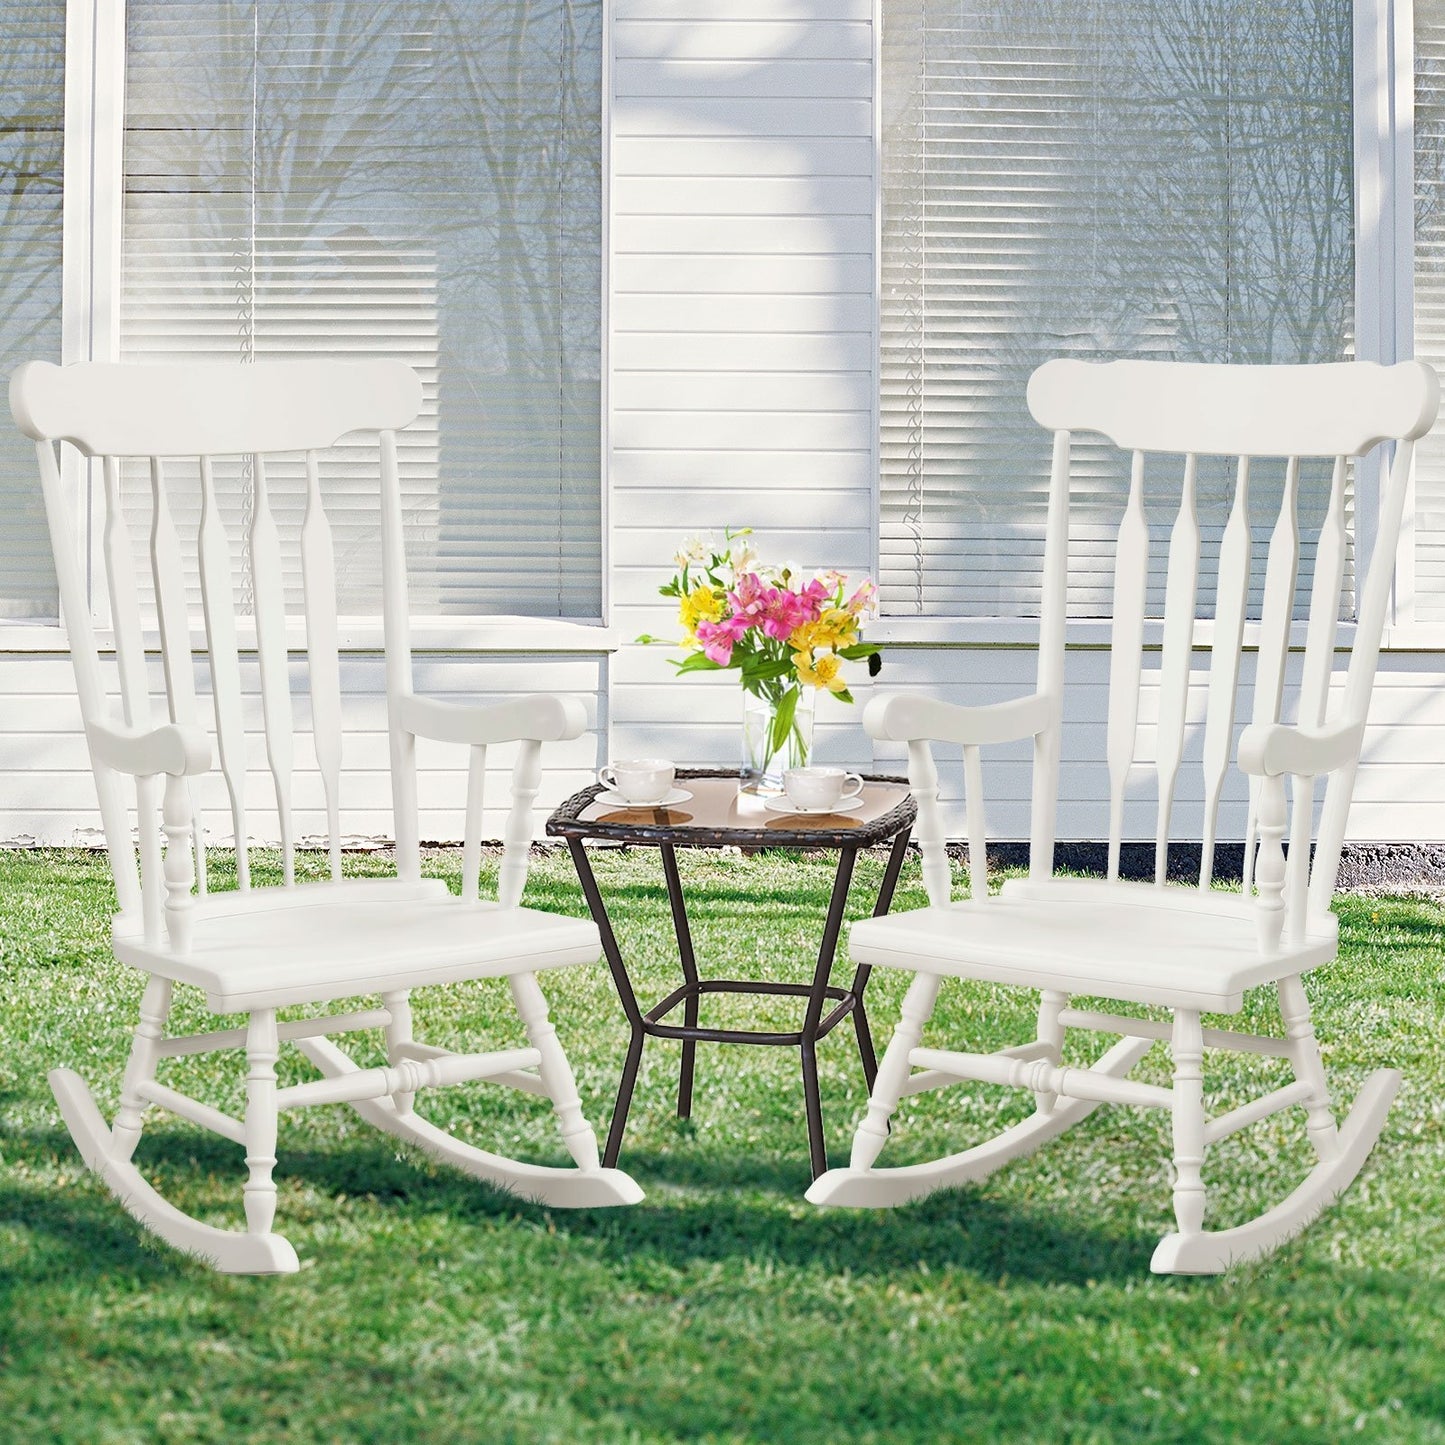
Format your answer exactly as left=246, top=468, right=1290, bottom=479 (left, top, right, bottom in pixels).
left=11, top=358, right=642, bottom=1274
left=808, top=358, right=1438, bottom=1274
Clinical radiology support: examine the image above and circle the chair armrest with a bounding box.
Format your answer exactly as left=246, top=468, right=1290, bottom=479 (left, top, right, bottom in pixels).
left=1237, top=720, right=1364, bottom=778
left=396, top=692, right=588, bottom=746
left=86, top=720, right=211, bottom=777
left=863, top=690, right=1053, bottom=746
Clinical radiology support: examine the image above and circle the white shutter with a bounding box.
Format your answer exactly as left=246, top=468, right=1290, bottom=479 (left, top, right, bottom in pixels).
left=1415, top=0, right=1445, bottom=621
left=118, top=0, right=601, bottom=619
left=879, top=0, right=1355, bottom=619
left=0, top=0, right=64, bottom=620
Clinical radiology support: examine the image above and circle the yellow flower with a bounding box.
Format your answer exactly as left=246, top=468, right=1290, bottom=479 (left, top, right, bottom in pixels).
left=795, top=649, right=847, bottom=693
left=678, top=584, right=725, bottom=644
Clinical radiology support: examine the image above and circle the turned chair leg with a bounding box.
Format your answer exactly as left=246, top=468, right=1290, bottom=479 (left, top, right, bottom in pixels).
left=1279, top=974, right=1341, bottom=1163
left=1034, top=988, right=1067, bottom=1115
left=511, top=972, right=600, bottom=1172
left=112, top=975, right=173, bottom=1162
left=382, top=989, right=416, bottom=1116
left=1169, top=1009, right=1207, bottom=1239
left=243, top=1009, right=280, bottom=1237
left=850, top=973, right=942, bottom=1172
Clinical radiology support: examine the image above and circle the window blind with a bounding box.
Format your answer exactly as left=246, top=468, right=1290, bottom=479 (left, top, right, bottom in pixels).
left=1415, top=0, right=1445, bottom=622
left=0, top=0, right=64, bottom=620
left=879, top=0, right=1355, bottom=619
left=119, top=0, right=602, bottom=619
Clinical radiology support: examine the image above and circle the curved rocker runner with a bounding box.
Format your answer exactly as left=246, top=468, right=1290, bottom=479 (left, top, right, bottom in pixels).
left=808, top=357, right=1434, bottom=1274
left=14, top=358, right=642, bottom=1273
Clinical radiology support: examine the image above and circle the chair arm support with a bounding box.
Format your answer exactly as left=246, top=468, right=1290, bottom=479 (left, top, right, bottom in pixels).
left=1237, top=720, right=1364, bottom=778
left=85, top=720, right=211, bottom=778
left=862, top=690, right=1053, bottom=746
left=396, top=692, right=589, bottom=746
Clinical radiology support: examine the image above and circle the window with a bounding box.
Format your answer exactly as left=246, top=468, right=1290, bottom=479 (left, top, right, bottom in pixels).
left=878, top=0, right=1356, bottom=619
left=1415, top=0, right=1445, bottom=623
left=0, top=0, right=65, bottom=620
left=119, top=0, right=602, bottom=620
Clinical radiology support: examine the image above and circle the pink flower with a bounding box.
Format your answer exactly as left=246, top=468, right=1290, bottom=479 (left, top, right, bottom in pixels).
left=845, top=578, right=877, bottom=615
left=727, top=572, right=769, bottom=624
left=696, top=615, right=749, bottom=666
left=758, top=579, right=827, bottom=640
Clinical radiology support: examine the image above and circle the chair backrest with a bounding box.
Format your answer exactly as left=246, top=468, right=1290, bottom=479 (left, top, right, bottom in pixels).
left=1025, top=358, right=1438, bottom=927
left=10, top=359, right=436, bottom=932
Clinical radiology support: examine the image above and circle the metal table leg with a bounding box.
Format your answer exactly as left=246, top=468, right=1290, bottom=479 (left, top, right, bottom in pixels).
left=799, top=847, right=859, bottom=1179
left=848, top=827, right=913, bottom=1092
left=661, top=843, right=700, bottom=1119
left=566, top=838, right=647, bottom=1169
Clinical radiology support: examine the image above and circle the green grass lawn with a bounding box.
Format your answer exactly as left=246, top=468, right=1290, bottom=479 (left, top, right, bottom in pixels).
left=1, top=845, right=1443, bottom=1443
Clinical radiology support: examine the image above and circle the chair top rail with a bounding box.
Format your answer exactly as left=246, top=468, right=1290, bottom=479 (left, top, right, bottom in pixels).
left=1027, top=358, right=1438, bottom=458
left=10, top=359, right=421, bottom=457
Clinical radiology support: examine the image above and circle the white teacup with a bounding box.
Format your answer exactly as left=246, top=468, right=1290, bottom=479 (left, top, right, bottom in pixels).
left=598, top=758, right=675, bottom=805
left=783, top=766, right=864, bottom=812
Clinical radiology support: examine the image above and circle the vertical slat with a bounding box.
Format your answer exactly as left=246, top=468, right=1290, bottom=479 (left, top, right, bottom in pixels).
left=378, top=428, right=421, bottom=883
left=249, top=454, right=295, bottom=885
left=1241, top=457, right=1302, bottom=893
left=102, top=457, right=149, bottom=728
left=33, top=441, right=141, bottom=916
left=1105, top=450, right=1149, bottom=881
left=197, top=455, right=251, bottom=890
left=909, top=738, right=952, bottom=907
left=1285, top=780, right=1313, bottom=944
left=1029, top=428, right=1071, bottom=879
left=149, top=457, right=204, bottom=895
left=300, top=450, right=343, bottom=881
left=1153, top=454, right=1201, bottom=884
left=461, top=745, right=487, bottom=904
left=162, top=772, right=196, bottom=955
left=138, top=773, right=164, bottom=946
left=1312, top=439, right=1419, bottom=916
left=498, top=740, right=541, bottom=910
left=962, top=744, right=987, bottom=903
left=1198, top=457, right=1252, bottom=888
left=1297, top=456, right=1347, bottom=730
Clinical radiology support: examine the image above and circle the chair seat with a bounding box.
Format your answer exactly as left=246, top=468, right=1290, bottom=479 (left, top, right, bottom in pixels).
left=113, top=877, right=602, bottom=1013
left=849, top=876, right=1339, bottom=1013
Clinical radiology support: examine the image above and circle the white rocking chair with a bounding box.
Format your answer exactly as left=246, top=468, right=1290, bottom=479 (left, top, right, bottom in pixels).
left=809, top=358, right=1438, bottom=1274
left=11, top=358, right=642, bottom=1274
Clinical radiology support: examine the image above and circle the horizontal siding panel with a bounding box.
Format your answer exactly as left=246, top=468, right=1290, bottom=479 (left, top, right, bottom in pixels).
left=615, top=0, right=873, bottom=27
left=612, top=409, right=872, bottom=450
left=610, top=451, right=872, bottom=485
left=611, top=369, right=874, bottom=411
left=614, top=20, right=873, bottom=60
left=612, top=332, right=874, bottom=371
left=609, top=486, right=874, bottom=530
left=614, top=253, right=873, bottom=294
left=610, top=291, right=872, bottom=332
left=614, top=58, right=872, bottom=99
left=613, top=214, right=873, bottom=253
left=614, top=176, right=869, bottom=216
left=613, top=135, right=874, bottom=176
left=614, top=98, right=871, bottom=139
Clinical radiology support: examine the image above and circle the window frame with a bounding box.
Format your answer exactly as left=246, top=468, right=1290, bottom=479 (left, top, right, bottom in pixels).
left=868, top=0, right=1434, bottom=650
left=30, top=0, right=615, bottom=657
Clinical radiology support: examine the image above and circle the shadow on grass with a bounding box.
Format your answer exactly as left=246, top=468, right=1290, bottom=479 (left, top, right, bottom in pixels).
left=16, top=1123, right=1154, bottom=1288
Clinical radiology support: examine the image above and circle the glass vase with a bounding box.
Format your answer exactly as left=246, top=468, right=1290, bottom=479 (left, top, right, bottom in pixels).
left=740, top=685, right=815, bottom=794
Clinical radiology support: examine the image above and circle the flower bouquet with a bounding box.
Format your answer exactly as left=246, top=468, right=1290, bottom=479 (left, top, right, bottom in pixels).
left=643, top=531, right=882, bottom=792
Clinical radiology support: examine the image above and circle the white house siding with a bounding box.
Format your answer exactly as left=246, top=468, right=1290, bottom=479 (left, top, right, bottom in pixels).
left=3, top=3, right=1444, bottom=849
left=608, top=0, right=880, bottom=774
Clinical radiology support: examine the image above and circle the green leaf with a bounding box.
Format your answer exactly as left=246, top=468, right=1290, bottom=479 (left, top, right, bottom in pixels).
left=673, top=652, right=723, bottom=674
left=836, top=643, right=880, bottom=661
left=833, top=686, right=855, bottom=706
left=769, top=687, right=799, bottom=758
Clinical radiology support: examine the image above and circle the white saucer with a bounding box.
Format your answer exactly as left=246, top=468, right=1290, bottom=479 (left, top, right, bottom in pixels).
left=763, top=794, right=865, bottom=817
left=594, top=787, right=693, bottom=809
